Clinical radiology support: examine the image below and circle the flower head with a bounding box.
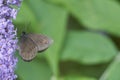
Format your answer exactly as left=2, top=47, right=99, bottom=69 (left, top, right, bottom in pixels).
left=0, top=0, right=22, bottom=80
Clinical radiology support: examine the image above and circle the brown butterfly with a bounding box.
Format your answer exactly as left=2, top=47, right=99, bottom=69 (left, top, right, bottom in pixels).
left=19, top=32, right=53, bottom=61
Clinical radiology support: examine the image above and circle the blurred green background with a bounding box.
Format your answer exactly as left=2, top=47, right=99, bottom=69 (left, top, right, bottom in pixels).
left=14, top=0, right=120, bottom=80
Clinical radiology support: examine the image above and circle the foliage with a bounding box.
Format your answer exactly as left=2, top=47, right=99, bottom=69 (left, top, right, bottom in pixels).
left=14, top=0, right=120, bottom=80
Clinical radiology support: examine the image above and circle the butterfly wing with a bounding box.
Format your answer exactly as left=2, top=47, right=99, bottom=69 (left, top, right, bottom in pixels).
left=19, top=35, right=38, bottom=61
left=27, top=34, right=53, bottom=52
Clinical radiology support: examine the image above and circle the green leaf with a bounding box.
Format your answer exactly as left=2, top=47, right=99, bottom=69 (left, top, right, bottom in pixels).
left=14, top=2, right=40, bottom=36
left=51, top=74, right=97, bottom=80
left=61, top=30, right=117, bottom=64
left=28, top=0, right=68, bottom=77
left=47, top=0, right=120, bottom=36
left=60, top=61, right=107, bottom=79
left=59, top=74, right=97, bottom=80
left=99, top=53, right=120, bottom=80
left=16, top=57, right=52, bottom=80
left=68, top=0, right=120, bottom=36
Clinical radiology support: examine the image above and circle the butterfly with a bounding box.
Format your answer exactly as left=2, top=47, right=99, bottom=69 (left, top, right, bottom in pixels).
left=19, top=32, right=53, bottom=61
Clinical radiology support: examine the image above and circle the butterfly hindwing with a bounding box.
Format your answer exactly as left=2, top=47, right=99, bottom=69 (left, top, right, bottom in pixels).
left=19, top=35, right=38, bottom=61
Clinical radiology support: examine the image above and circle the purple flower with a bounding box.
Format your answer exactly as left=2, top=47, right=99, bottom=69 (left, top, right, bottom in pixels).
left=0, top=0, right=22, bottom=80
left=7, top=0, right=22, bottom=6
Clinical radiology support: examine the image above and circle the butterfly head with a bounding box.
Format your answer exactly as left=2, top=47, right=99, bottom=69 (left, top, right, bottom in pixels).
left=21, top=31, right=26, bottom=36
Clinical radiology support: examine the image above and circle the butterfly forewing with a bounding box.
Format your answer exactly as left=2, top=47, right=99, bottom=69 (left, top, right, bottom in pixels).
left=19, top=35, right=38, bottom=61
left=27, top=34, right=53, bottom=51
